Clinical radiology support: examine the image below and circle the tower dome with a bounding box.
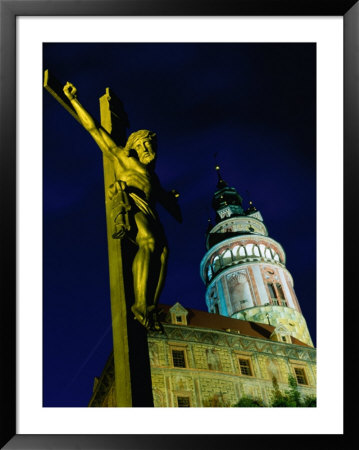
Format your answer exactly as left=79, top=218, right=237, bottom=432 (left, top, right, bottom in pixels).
left=200, top=168, right=313, bottom=347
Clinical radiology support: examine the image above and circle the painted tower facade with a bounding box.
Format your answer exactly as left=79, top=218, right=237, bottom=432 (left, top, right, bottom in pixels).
left=200, top=167, right=313, bottom=347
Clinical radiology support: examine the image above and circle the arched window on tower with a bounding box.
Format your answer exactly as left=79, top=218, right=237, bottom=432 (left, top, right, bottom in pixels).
left=213, top=256, right=221, bottom=273
left=253, top=245, right=260, bottom=257
left=267, top=282, right=278, bottom=305
left=259, top=244, right=266, bottom=257
left=266, top=277, right=288, bottom=307
left=222, top=249, right=232, bottom=266
left=245, top=243, right=254, bottom=256
left=276, top=283, right=287, bottom=306
left=239, top=246, right=246, bottom=258
left=232, top=245, right=240, bottom=260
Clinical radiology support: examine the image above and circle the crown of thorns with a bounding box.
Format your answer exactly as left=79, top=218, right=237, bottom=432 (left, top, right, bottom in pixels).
left=125, top=130, right=157, bottom=150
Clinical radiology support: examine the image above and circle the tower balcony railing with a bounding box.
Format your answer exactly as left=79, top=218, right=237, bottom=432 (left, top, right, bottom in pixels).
left=207, top=252, right=284, bottom=283
left=270, top=298, right=288, bottom=307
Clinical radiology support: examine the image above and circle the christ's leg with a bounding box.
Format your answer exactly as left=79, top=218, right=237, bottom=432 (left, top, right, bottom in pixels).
left=131, top=211, right=164, bottom=328
left=148, top=245, right=168, bottom=332
left=152, top=245, right=168, bottom=308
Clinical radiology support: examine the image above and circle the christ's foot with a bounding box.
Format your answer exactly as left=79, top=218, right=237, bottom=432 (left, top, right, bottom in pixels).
left=131, top=305, right=150, bottom=330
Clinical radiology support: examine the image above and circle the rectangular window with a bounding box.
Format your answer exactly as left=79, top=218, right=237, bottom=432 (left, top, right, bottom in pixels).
left=238, top=358, right=253, bottom=376
left=177, top=396, right=190, bottom=407
left=294, top=367, right=308, bottom=385
left=172, top=349, right=186, bottom=368
left=268, top=283, right=277, bottom=299
left=276, top=283, right=285, bottom=299
left=176, top=315, right=182, bottom=323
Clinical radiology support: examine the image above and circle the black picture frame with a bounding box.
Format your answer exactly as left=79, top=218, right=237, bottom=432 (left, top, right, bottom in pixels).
left=0, top=0, right=355, bottom=448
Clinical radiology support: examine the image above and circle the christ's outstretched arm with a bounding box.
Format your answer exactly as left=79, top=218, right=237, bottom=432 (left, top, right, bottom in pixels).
left=63, top=81, right=124, bottom=163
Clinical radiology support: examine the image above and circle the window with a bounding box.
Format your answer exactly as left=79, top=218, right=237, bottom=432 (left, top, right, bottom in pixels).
left=169, top=303, right=188, bottom=325
left=294, top=367, right=308, bottom=385
left=267, top=282, right=288, bottom=306
left=207, top=265, right=213, bottom=281
left=276, top=283, right=285, bottom=300
left=238, top=358, right=253, bottom=376
left=222, top=249, right=232, bottom=265
left=245, top=243, right=254, bottom=255
left=177, top=396, right=190, bottom=407
left=253, top=245, right=260, bottom=256
left=213, top=256, right=220, bottom=272
left=267, top=283, right=277, bottom=299
left=214, top=303, right=219, bottom=314
left=172, top=349, right=186, bottom=368
left=171, top=312, right=186, bottom=325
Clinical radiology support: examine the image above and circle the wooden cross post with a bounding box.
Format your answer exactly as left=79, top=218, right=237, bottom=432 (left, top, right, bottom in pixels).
left=44, top=71, right=154, bottom=407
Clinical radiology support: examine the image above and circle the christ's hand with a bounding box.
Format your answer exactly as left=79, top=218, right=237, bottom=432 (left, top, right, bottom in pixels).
left=63, top=81, right=77, bottom=101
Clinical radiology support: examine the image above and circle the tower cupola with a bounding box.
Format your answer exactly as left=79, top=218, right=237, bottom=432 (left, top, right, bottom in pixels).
left=206, top=166, right=268, bottom=250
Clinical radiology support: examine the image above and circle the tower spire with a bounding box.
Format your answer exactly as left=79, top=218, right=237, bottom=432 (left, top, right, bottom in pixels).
left=211, top=166, right=244, bottom=223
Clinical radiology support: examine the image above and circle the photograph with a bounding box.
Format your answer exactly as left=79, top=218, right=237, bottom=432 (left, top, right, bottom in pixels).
left=2, top=0, right=354, bottom=445
left=43, top=42, right=317, bottom=409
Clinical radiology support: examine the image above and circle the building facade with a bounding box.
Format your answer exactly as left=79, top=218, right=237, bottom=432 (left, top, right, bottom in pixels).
left=89, top=304, right=316, bottom=407
left=88, top=168, right=316, bottom=407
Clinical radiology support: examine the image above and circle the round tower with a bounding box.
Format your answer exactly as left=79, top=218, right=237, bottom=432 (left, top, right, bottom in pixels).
left=200, top=167, right=313, bottom=347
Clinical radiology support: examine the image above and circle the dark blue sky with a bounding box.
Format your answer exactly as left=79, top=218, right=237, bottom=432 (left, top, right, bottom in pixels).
left=43, top=43, right=316, bottom=407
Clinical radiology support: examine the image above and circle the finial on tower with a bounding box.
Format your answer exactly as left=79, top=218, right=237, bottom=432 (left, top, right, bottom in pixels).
left=215, top=165, right=228, bottom=189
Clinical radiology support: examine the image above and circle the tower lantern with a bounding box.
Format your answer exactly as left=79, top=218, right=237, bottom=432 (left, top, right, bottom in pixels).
left=200, top=168, right=313, bottom=347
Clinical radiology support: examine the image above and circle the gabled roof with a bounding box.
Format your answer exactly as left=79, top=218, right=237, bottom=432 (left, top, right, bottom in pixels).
left=157, top=304, right=310, bottom=347
left=169, top=302, right=188, bottom=315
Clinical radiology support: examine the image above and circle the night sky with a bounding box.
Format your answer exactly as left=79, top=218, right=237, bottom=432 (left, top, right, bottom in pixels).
left=43, top=43, right=316, bottom=407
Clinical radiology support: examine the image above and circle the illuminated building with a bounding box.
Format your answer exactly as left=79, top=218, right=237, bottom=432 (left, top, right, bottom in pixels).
left=89, top=169, right=316, bottom=407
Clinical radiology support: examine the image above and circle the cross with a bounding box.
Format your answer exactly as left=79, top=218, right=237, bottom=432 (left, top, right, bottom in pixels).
left=44, top=70, right=154, bottom=407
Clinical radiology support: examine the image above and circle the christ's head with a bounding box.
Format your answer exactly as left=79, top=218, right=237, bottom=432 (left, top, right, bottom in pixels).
left=125, top=130, right=157, bottom=165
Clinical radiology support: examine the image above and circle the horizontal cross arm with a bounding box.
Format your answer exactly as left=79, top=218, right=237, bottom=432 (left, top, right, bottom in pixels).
left=43, top=69, right=81, bottom=124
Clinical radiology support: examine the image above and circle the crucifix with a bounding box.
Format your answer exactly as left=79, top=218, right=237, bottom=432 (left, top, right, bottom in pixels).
left=44, top=70, right=181, bottom=407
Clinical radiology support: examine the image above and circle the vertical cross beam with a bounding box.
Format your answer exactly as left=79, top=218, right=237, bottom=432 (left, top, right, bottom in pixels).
left=99, top=89, right=132, bottom=406
left=99, top=89, right=154, bottom=407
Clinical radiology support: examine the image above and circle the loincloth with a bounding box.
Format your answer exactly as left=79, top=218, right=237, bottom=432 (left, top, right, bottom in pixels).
left=128, top=192, right=157, bottom=222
